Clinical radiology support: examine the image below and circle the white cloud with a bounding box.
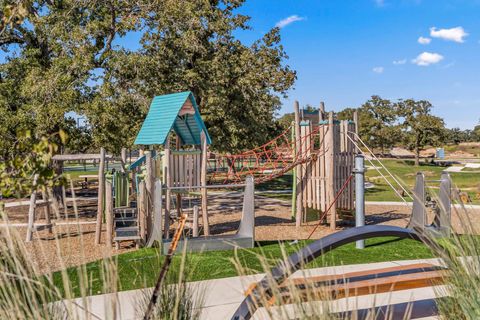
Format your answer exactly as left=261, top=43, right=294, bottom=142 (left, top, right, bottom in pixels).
left=374, top=0, right=385, bottom=6
left=393, top=59, right=407, bottom=65
left=430, top=27, right=468, bottom=43
left=275, top=15, right=305, bottom=29
left=372, top=66, right=384, bottom=73
left=412, top=52, right=444, bottom=66
left=418, top=36, right=431, bottom=45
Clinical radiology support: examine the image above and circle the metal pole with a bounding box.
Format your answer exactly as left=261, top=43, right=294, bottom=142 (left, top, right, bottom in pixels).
left=355, top=155, right=365, bottom=249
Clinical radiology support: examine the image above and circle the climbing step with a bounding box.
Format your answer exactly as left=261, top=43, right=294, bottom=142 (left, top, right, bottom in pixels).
left=113, top=206, right=140, bottom=249
left=115, top=218, right=138, bottom=228
left=115, top=226, right=140, bottom=238
left=114, top=207, right=137, bottom=219
left=113, top=235, right=142, bottom=241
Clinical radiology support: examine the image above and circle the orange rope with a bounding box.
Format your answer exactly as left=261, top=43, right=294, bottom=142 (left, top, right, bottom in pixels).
left=307, top=174, right=354, bottom=240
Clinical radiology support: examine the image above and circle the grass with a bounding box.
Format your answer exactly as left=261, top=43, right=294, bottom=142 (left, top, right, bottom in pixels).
left=52, top=236, right=433, bottom=298
left=365, top=159, right=480, bottom=203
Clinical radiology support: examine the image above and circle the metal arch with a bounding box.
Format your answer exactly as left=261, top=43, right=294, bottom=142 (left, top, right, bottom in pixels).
left=231, top=225, right=424, bottom=320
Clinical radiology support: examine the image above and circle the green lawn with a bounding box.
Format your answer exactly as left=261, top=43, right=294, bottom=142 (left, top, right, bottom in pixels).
left=365, top=159, right=480, bottom=203
left=52, top=237, right=433, bottom=297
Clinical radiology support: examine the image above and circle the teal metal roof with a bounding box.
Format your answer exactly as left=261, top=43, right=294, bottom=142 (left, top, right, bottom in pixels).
left=134, top=91, right=211, bottom=146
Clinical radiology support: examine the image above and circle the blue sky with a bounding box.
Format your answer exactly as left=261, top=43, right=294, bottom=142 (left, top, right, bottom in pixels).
left=1, top=0, right=479, bottom=129
left=234, top=0, right=480, bottom=129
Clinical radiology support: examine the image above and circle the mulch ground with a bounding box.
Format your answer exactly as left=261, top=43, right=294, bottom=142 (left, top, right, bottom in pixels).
left=2, top=189, right=479, bottom=274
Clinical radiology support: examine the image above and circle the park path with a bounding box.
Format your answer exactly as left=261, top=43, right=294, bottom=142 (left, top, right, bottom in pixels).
left=63, top=258, right=444, bottom=320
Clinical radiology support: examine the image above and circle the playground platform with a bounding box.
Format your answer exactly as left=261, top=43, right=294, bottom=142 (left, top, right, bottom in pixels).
left=63, top=258, right=445, bottom=320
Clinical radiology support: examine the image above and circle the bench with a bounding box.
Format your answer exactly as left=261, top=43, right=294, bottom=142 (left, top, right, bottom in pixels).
left=246, top=263, right=446, bottom=306
left=78, top=175, right=98, bottom=189
left=231, top=225, right=440, bottom=320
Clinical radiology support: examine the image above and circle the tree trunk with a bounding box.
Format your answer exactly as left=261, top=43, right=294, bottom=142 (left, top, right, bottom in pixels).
left=226, top=157, right=236, bottom=176
left=415, top=146, right=420, bottom=166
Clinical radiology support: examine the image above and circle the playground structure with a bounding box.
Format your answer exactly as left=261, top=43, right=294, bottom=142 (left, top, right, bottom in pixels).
left=3, top=91, right=361, bottom=248
left=2, top=91, right=456, bottom=255
left=121, top=92, right=362, bottom=251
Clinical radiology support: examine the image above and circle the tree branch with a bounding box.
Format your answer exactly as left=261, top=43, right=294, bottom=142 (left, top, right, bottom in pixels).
left=95, top=1, right=117, bottom=67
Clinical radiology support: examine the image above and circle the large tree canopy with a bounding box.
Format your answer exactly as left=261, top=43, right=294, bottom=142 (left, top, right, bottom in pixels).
left=1, top=0, right=296, bottom=156
left=397, top=98, right=445, bottom=165
left=1, top=0, right=145, bottom=157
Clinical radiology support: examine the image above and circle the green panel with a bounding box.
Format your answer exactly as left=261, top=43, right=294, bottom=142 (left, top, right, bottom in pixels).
left=134, top=91, right=212, bottom=146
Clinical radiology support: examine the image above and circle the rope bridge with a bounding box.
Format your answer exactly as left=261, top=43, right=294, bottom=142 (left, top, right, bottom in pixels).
left=207, top=125, right=325, bottom=185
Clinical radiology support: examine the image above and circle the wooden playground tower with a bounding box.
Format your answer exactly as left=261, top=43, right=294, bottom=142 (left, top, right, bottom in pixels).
left=293, top=102, right=358, bottom=230
left=130, top=91, right=213, bottom=245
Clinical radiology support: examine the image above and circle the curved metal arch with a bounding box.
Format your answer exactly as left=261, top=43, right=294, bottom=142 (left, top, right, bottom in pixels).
left=231, top=225, right=424, bottom=320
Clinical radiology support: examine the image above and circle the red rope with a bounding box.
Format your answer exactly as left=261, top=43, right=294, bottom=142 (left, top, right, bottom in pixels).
left=307, top=174, right=354, bottom=240
left=208, top=126, right=324, bottom=184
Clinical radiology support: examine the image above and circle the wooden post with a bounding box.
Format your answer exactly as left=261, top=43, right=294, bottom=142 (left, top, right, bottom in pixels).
left=294, top=101, right=303, bottom=227
left=319, top=102, right=325, bottom=121
left=193, top=205, right=199, bottom=237
left=138, top=181, right=147, bottom=242
left=26, top=174, right=39, bottom=242
left=175, top=135, right=182, bottom=217
left=48, top=187, right=61, bottom=220
left=121, top=147, right=127, bottom=172
left=326, top=112, right=336, bottom=230
left=53, top=160, right=68, bottom=215
left=200, top=130, right=210, bottom=236
left=41, top=189, right=52, bottom=233
left=95, top=147, right=106, bottom=245
left=145, top=151, right=154, bottom=237
left=353, top=109, right=359, bottom=154
left=105, top=180, right=113, bottom=248
left=61, top=185, right=68, bottom=215
left=164, top=136, right=171, bottom=239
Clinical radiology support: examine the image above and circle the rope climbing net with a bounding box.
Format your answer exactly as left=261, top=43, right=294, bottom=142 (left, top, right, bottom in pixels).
left=207, top=125, right=326, bottom=185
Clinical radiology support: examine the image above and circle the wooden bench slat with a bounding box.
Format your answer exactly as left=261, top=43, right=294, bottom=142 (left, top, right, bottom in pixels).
left=284, top=263, right=442, bottom=288
left=245, top=263, right=447, bottom=307
left=273, top=269, right=446, bottom=305
left=245, top=263, right=441, bottom=297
